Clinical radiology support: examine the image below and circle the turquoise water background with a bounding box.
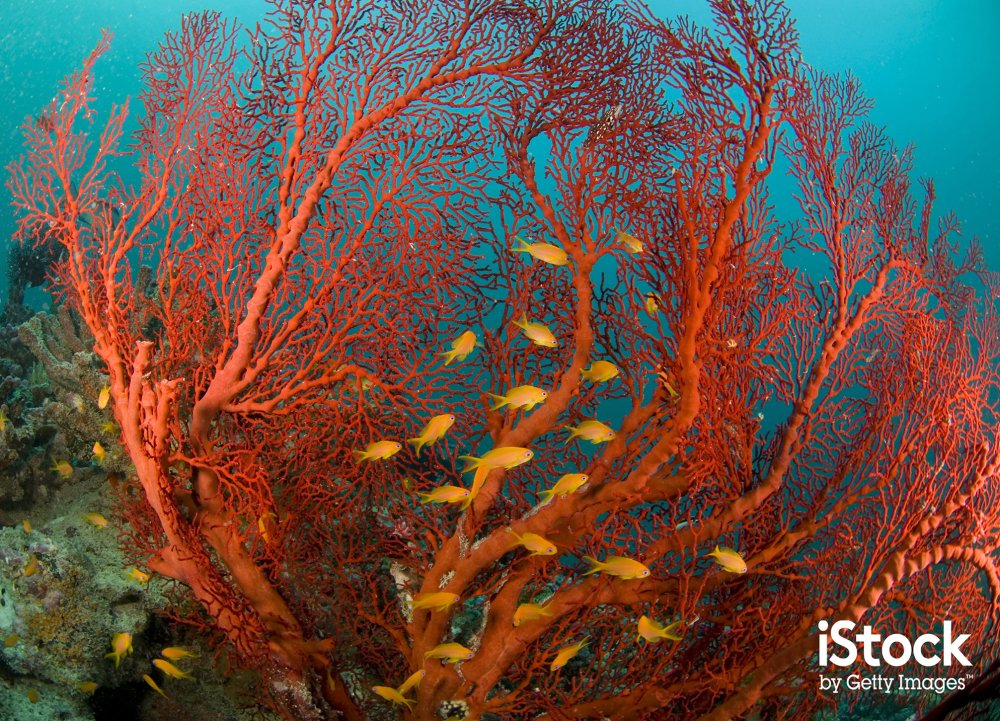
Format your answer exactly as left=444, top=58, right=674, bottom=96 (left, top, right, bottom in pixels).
left=0, top=0, right=996, bottom=300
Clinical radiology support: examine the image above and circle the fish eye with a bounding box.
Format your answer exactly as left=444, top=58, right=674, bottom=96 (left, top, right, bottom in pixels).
left=449, top=415, right=455, bottom=420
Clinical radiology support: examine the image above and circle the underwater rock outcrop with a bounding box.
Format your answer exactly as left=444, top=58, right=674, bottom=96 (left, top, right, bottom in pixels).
left=0, top=307, right=131, bottom=508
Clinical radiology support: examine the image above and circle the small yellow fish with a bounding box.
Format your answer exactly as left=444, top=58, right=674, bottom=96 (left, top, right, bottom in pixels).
left=489, top=384, right=548, bottom=411
left=439, top=330, right=480, bottom=366
left=513, top=602, right=552, bottom=626
left=4, top=633, right=18, bottom=647
left=460, top=446, right=534, bottom=473
left=21, top=519, right=32, bottom=534
left=582, top=555, right=651, bottom=580
left=127, top=568, right=151, bottom=584
left=564, top=419, right=616, bottom=445
left=353, top=440, right=403, bottom=463
left=84, top=513, right=109, bottom=528
left=153, top=658, right=193, bottom=679
left=424, top=642, right=474, bottom=663
left=97, top=385, right=110, bottom=409
left=23, top=554, right=38, bottom=577
left=725, top=338, right=737, bottom=349
left=27, top=688, right=39, bottom=703
left=512, top=315, right=558, bottom=348
left=143, top=673, right=168, bottom=698
left=616, top=229, right=644, bottom=254
left=161, top=646, right=199, bottom=661
left=401, top=477, right=416, bottom=492
left=460, top=466, right=489, bottom=510
left=411, top=591, right=461, bottom=612
left=0, top=409, right=7, bottom=431
left=637, top=615, right=683, bottom=643
left=708, top=545, right=748, bottom=574
left=372, top=684, right=415, bottom=709
left=257, top=512, right=275, bottom=544
left=550, top=639, right=589, bottom=671
left=580, top=360, right=620, bottom=383
left=417, top=485, right=471, bottom=505
left=397, top=668, right=425, bottom=695
left=92, top=441, right=106, bottom=464
left=507, top=529, right=557, bottom=556
left=407, top=414, right=456, bottom=456
left=538, top=473, right=589, bottom=503
left=101, top=420, right=117, bottom=435
left=52, top=460, right=73, bottom=479
left=106, top=632, right=133, bottom=667
left=75, top=681, right=99, bottom=693
left=510, top=235, right=570, bottom=266
left=644, top=292, right=660, bottom=317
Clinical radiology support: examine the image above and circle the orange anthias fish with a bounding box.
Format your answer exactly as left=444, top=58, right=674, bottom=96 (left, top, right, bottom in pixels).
left=83, top=513, right=109, bottom=528
left=513, top=602, right=552, bottom=627
left=417, top=485, right=470, bottom=505
left=637, top=615, right=684, bottom=643
left=397, top=669, right=424, bottom=695
left=51, top=461, right=73, bottom=479
left=538, top=473, right=589, bottom=503
left=127, top=568, right=151, bottom=584
left=510, top=235, right=570, bottom=266
left=708, top=545, right=748, bottom=574
left=580, top=360, right=620, bottom=383
left=105, top=632, right=133, bottom=667
left=512, top=315, right=558, bottom=348
left=550, top=639, right=589, bottom=671
left=460, top=446, right=534, bottom=473
left=161, top=646, right=199, bottom=661
left=507, top=529, right=557, bottom=557
left=92, top=441, right=106, bottom=464
left=353, top=440, right=403, bottom=463
left=424, top=642, right=474, bottom=663
left=439, top=330, right=480, bottom=366
left=97, top=385, right=110, bottom=409
left=582, top=555, right=651, bottom=580
left=407, top=413, right=456, bottom=456
left=488, top=384, right=548, bottom=411
left=372, top=684, right=415, bottom=709
left=143, top=674, right=168, bottom=698
left=564, top=419, right=616, bottom=445
left=410, top=592, right=460, bottom=612
left=616, top=229, right=644, bottom=254
left=153, top=658, right=193, bottom=680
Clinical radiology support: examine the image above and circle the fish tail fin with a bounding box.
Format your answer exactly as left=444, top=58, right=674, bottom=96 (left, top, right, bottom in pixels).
left=458, top=455, right=481, bottom=473
left=564, top=426, right=578, bottom=445
left=406, top=437, right=424, bottom=456
left=416, top=492, right=432, bottom=504
left=537, top=488, right=555, bottom=503
left=510, top=235, right=529, bottom=253
left=438, top=349, right=458, bottom=366
left=513, top=314, right=528, bottom=329
left=581, top=556, right=602, bottom=576
left=487, top=393, right=507, bottom=410
left=352, top=449, right=366, bottom=462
